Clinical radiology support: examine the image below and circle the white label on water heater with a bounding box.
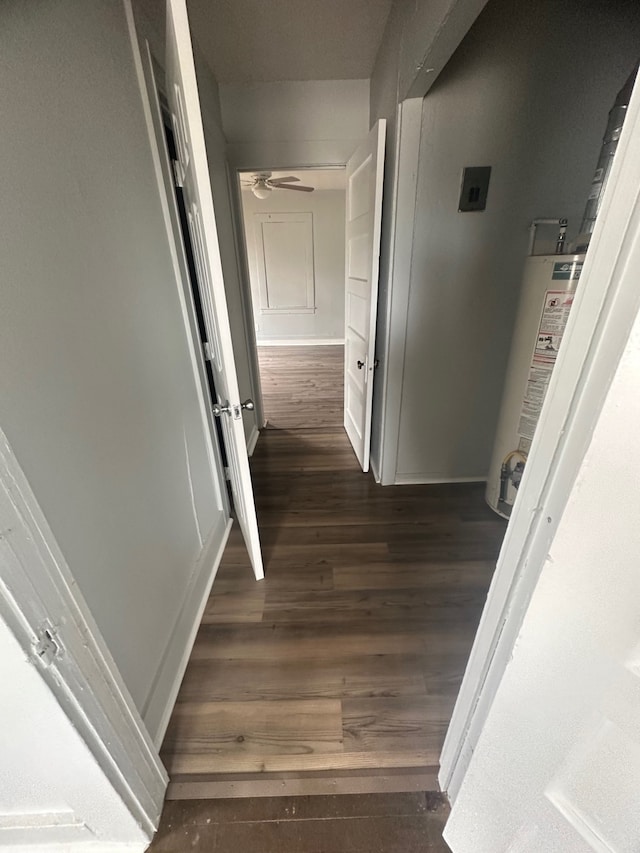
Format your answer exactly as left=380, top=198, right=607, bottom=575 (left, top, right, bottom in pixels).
left=517, top=290, right=575, bottom=441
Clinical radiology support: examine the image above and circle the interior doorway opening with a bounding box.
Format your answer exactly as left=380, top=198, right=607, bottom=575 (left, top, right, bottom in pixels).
left=237, top=167, right=347, bottom=432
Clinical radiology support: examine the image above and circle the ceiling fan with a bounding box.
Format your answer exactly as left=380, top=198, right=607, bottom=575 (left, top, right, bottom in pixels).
left=242, top=172, right=315, bottom=199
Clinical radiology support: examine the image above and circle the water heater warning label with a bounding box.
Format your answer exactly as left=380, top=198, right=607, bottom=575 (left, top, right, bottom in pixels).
left=517, top=290, right=575, bottom=440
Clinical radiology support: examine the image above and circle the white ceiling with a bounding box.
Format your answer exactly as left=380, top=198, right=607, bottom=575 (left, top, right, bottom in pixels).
left=187, top=0, right=393, bottom=83
left=240, top=169, right=346, bottom=191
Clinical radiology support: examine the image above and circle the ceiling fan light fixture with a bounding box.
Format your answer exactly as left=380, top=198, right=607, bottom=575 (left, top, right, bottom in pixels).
left=252, top=183, right=271, bottom=200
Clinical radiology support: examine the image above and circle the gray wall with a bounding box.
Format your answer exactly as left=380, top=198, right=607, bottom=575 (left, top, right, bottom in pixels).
left=241, top=190, right=346, bottom=342
left=388, top=0, right=640, bottom=482
left=0, top=0, right=223, bottom=710
left=219, top=80, right=370, bottom=169
left=368, top=0, right=488, bottom=479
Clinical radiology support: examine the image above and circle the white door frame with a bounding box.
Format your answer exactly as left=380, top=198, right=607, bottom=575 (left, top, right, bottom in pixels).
left=440, top=73, right=640, bottom=801
left=226, top=164, right=266, bottom=431
left=371, top=98, right=423, bottom=485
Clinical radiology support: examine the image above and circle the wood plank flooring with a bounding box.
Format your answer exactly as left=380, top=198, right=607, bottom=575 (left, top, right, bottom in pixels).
left=149, top=791, right=451, bottom=852
left=257, top=344, right=344, bottom=429
left=161, top=427, right=506, bottom=798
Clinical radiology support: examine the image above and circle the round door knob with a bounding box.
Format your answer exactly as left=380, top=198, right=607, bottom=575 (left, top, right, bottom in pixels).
left=212, top=402, right=231, bottom=417
left=357, top=360, right=365, bottom=369
left=241, top=399, right=255, bottom=411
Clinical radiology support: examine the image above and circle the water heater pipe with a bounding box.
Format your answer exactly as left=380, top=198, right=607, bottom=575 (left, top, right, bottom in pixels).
left=576, top=62, right=639, bottom=250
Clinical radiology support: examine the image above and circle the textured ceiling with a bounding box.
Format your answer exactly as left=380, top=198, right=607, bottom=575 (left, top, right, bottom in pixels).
left=240, top=168, right=346, bottom=191
left=186, top=0, right=394, bottom=83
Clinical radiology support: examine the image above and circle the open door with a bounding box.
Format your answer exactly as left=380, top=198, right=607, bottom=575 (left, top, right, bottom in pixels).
left=166, top=0, right=263, bottom=580
left=344, top=120, right=386, bottom=472
left=445, top=339, right=640, bottom=851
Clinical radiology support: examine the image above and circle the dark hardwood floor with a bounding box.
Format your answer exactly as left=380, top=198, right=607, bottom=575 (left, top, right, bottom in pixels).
left=160, top=427, right=506, bottom=798
left=152, top=344, right=501, bottom=849
left=257, top=344, right=344, bottom=430
left=149, top=791, right=451, bottom=852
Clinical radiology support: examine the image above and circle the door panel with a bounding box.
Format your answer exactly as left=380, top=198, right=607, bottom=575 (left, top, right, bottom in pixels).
left=166, top=0, right=263, bottom=580
left=344, top=121, right=386, bottom=471
left=254, top=212, right=315, bottom=313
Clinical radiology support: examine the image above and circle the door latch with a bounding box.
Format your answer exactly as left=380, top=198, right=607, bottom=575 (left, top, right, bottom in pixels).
left=213, top=399, right=255, bottom=419
left=212, top=401, right=231, bottom=417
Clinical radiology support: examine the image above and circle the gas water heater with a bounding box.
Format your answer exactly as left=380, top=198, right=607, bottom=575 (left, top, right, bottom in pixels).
left=485, top=63, right=637, bottom=518
left=485, top=252, right=584, bottom=517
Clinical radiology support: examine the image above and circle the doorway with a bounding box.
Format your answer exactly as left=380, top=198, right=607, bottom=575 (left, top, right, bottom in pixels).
left=238, top=168, right=347, bottom=431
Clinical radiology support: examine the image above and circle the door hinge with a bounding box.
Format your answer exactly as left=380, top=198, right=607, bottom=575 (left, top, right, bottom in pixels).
left=224, top=466, right=231, bottom=481
left=203, top=341, right=214, bottom=362
left=32, top=623, right=63, bottom=668
left=172, top=159, right=184, bottom=188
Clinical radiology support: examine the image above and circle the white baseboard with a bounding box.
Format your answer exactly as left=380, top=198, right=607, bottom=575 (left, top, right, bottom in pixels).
left=142, top=515, right=232, bottom=747
left=246, top=425, right=260, bottom=456
left=394, top=474, right=488, bottom=485
left=257, top=338, right=345, bottom=347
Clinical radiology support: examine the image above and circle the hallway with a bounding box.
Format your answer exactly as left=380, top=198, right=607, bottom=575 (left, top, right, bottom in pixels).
left=160, top=427, right=505, bottom=798
left=257, top=344, right=344, bottom=430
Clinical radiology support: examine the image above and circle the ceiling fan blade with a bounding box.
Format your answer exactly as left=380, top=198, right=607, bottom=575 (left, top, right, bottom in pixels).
left=276, top=184, right=315, bottom=192
left=268, top=177, right=300, bottom=185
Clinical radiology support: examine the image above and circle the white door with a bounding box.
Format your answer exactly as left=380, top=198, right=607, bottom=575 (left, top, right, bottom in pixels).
left=444, top=304, right=640, bottom=850
left=344, top=120, right=386, bottom=471
left=166, top=0, right=263, bottom=580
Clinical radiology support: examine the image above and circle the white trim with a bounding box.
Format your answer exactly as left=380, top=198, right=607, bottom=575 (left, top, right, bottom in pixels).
left=226, top=164, right=265, bottom=429
left=373, top=99, right=423, bottom=486
left=260, top=308, right=317, bottom=315
left=394, top=474, right=487, bottom=485
left=440, top=72, right=640, bottom=801
left=0, top=428, right=167, bottom=838
left=142, top=516, right=232, bottom=746
left=246, top=425, right=260, bottom=457
left=253, top=211, right=315, bottom=313
left=257, top=337, right=345, bottom=347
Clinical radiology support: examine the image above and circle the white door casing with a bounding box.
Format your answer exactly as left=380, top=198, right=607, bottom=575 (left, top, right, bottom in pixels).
left=344, top=120, right=386, bottom=471
left=166, top=0, right=263, bottom=580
